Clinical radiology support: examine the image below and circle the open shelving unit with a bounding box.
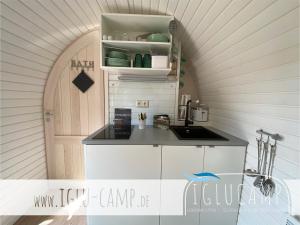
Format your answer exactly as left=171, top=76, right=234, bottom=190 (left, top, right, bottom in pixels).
left=100, top=13, right=174, bottom=77
left=101, top=66, right=171, bottom=76
left=102, top=40, right=171, bottom=52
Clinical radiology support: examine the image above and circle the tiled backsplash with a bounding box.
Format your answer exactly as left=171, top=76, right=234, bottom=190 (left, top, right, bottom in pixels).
left=109, top=75, right=177, bottom=125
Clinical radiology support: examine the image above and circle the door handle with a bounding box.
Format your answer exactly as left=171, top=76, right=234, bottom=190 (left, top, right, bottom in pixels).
left=44, top=111, right=54, bottom=122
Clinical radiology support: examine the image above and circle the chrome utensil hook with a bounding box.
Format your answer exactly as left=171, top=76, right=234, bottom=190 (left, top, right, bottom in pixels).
left=256, top=129, right=282, bottom=141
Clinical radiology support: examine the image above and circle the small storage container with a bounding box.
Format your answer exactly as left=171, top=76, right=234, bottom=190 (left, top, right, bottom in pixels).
left=192, top=105, right=209, bottom=122
left=153, top=114, right=170, bottom=129
left=151, top=56, right=169, bottom=69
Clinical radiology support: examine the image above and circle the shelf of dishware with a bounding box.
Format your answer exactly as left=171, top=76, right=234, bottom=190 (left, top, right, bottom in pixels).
left=101, top=66, right=171, bottom=76
left=102, top=40, right=171, bottom=52
left=100, top=13, right=174, bottom=77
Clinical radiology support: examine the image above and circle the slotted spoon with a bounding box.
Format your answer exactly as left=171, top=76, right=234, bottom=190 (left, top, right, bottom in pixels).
left=262, top=142, right=276, bottom=196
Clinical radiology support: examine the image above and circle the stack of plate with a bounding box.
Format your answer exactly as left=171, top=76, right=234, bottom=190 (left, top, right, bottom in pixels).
left=147, top=33, right=169, bottom=42
left=106, top=50, right=129, bottom=67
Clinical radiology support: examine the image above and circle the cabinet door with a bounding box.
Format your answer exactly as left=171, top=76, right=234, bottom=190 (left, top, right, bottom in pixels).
left=85, top=145, right=161, bottom=225
left=161, top=146, right=205, bottom=225
left=199, top=146, right=246, bottom=225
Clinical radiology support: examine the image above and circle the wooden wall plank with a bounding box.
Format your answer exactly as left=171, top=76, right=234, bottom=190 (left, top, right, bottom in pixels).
left=1, top=106, right=42, bottom=117
left=0, top=41, right=53, bottom=65
left=51, top=0, right=89, bottom=33
left=0, top=1, right=65, bottom=50
left=1, top=0, right=69, bottom=49
left=60, top=67, right=72, bottom=135
left=77, top=48, right=89, bottom=135
left=69, top=57, right=82, bottom=136
left=166, top=0, right=179, bottom=16
left=64, top=0, right=96, bottom=30
left=54, top=144, right=65, bottom=179
left=54, top=83, right=63, bottom=135
left=20, top=0, right=75, bottom=41
left=38, top=0, right=82, bottom=37
left=1, top=120, right=43, bottom=136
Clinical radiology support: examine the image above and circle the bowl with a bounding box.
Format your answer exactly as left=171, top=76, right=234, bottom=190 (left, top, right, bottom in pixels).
left=147, top=33, right=169, bottom=42
left=108, top=51, right=128, bottom=60
left=106, top=57, right=130, bottom=67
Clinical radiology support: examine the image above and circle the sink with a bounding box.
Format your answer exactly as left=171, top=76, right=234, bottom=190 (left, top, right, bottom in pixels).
left=170, top=126, right=228, bottom=141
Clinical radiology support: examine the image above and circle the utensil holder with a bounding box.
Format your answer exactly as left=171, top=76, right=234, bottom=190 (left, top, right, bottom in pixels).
left=139, top=120, right=146, bottom=130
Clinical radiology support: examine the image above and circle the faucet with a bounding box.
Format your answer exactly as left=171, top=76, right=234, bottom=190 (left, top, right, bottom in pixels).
left=185, top=100, right=193, bottom=127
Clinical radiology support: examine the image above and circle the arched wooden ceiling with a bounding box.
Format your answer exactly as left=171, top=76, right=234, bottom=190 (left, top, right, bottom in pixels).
left=1, top=0, right=299, bottom=85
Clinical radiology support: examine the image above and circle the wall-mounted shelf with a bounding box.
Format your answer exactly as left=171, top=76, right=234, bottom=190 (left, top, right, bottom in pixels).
left=102, top=40, right=171, bottom=53
left=100, top=13, right=174, bottom=77
left=101, top=66, right=171, bottom=76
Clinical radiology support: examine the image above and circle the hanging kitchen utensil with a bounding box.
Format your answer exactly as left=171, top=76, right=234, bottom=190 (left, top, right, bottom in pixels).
left=253, top=151, right=264, bottom=187
left=254, top=136, right=269, bottom=188
left=259, top=137, right=270, bottom=192
left=253, top=135, right=264, bottom=186
left=269, top=142, right=277, bottom=178
left=262, top=141, right=277, bottom=196
left=248, top=135, right=263, bottom=177
left=256, top=134, right=263, bottom=173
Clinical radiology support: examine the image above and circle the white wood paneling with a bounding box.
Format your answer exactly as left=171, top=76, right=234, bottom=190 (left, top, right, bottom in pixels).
left=166, top=0, right=179, bottom=16
left=191, top=2, right=299, bottom=225
left=0, top=1, right=299, bottom=225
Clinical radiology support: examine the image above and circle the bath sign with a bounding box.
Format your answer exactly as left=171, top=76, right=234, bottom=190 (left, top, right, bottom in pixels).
left=71, top=60, right=94, bottom=71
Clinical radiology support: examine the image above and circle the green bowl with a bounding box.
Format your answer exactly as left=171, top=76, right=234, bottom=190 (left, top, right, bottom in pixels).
left=106, top=57, right=130, bottom=67
left=147, top=33, right=169, bottom=42
left=108, top=51, right=128, bottom=60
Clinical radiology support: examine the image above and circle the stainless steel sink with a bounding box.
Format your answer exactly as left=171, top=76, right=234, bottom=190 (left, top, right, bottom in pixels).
left=170, top=126, right=228, bottom=140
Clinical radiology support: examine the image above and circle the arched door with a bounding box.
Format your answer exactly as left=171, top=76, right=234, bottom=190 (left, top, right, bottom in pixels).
left=44, top=30, right=105, bottom=179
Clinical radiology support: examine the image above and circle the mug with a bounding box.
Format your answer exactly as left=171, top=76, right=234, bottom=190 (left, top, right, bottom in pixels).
left=134, top=54, right=143, bottom=68
left=143, top=54, right=151, bottom=68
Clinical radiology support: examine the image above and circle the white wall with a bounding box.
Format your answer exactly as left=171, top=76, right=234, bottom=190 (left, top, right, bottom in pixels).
left=108, top=75, right=177, bottom=125
left=191, top=2, right=300, bottom=225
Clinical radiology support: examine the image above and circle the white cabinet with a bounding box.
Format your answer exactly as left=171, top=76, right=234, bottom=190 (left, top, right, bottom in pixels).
left=85, top=145, right=161, bottom=225
left=161, top=146, right=204, bottom=225
left=199, top=146, right=246, bottom=225
left=84, top=144, right=246, bottom=225
left=85, top=145, right=161, bottom=179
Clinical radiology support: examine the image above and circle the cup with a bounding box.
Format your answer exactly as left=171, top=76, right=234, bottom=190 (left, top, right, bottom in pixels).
left=139, top=120, right=146, bottom=130
left=134, top=54, right=143, bottom=68
left=143, top=54, right=151, bottom=68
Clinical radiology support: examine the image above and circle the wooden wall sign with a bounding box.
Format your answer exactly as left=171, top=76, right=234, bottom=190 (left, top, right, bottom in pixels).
left=72, top=69, right=94, bottom=93
left=71, top=59, right=94, bottom=71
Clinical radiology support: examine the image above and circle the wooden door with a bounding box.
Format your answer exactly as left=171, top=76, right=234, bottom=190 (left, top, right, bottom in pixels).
left=44, top=30, right=106, bottom=179
left=161, top=146, right=204, bottom=225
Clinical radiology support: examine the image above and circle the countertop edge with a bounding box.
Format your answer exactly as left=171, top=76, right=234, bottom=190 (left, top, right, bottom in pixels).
left=82, top=125, right=248, bottom=147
